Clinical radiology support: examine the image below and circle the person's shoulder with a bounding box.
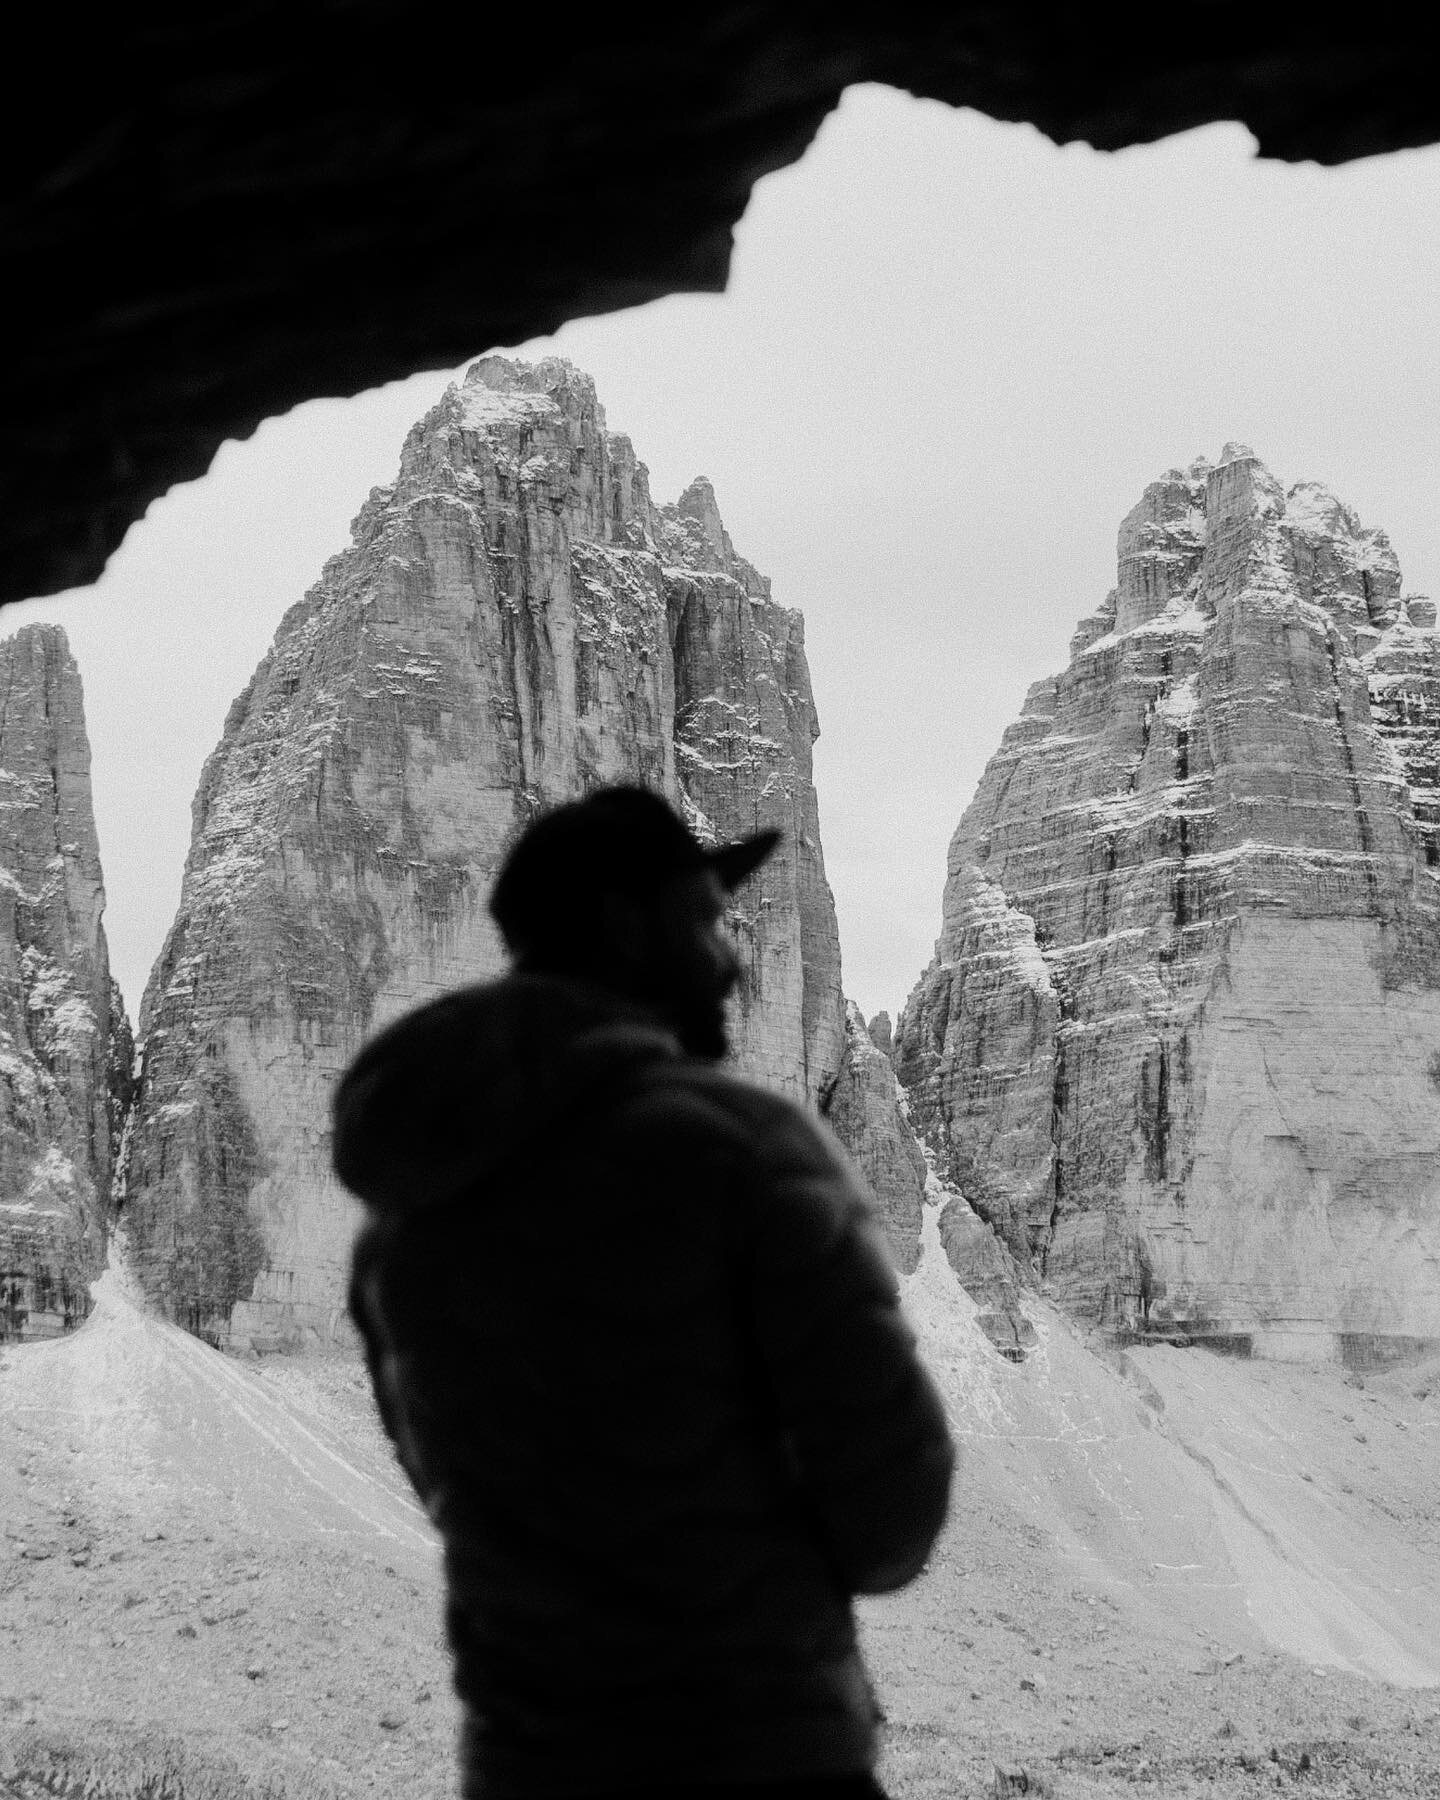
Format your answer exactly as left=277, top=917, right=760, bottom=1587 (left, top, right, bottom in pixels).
left=624, top=1056, right=772, bottom=1112
left=621, top=1061, right=838, bottom=1167
left=616, top=1056, right=756, bottom=1145
left=690, top=1068, right=844, bottom=1154
left=336, top=978, right=507, bottom=1097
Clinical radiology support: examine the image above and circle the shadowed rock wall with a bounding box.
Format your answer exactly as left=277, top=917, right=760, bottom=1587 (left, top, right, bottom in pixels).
left=121, top=357, right=846, bottom=1348
left=0, top=625, right=131, bottom=1340
left=897, top=445, right=1440, bottom=1362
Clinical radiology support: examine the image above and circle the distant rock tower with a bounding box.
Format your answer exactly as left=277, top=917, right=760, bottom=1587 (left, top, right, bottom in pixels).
left=122, top=357, right=851, bottom=1350
left=897, top=445, right=1440, bottom=1365
left=0, top=624, right=131, bottom=1340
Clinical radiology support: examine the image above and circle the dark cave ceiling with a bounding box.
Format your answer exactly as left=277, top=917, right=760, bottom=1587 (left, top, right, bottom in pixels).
left=5, top=6, right=1433, bottom=607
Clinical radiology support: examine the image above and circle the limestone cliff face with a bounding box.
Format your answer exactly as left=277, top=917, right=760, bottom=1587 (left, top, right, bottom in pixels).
left=123, top=356, right=846, bottom=1349
left=0, top=625, right=130, bottom=1340
left=896, top=444, right=1440, bottom=1363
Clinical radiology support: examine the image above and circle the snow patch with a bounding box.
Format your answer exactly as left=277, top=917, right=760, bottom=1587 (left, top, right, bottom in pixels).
left=25, top=1143, right=78, bottom=1200
left=1080, top=601, right=1211, bottom=659
left=963, top=874, right=1053, bottom=996
left=1155, top=673, right=1200, bottom=727
left=458, top=385, right=563, bottom=434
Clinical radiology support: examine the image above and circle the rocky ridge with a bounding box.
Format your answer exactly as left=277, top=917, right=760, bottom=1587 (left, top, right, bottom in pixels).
left=119, top=357, right=859, bottom=1349
left=0, top=624, right=130, bottom=1341
left=897, top=444, right=1440, bottom=1362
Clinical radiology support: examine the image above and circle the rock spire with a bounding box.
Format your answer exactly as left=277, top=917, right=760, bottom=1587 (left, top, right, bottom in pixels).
left=121, top=356, right=848, bottom=1348
left=896, top=444, right=1440, bottom=1364
left=0, top=624, right=131, bottom=1340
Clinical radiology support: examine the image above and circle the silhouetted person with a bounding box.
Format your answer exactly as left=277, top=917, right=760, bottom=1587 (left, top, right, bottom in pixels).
left=333, top=786, right=954, bottom=1800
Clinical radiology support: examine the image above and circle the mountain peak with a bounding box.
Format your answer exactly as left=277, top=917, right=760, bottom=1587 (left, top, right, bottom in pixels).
left=121, top=361, right=844, bottom=1349
left=898, top=452, right=1440, bottom=1364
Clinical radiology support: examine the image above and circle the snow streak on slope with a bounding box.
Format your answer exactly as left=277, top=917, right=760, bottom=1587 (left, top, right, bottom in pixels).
left=1139, top=1345, right=1440, bottom=1687
left=881, top=1198, right=1440, bottom=1689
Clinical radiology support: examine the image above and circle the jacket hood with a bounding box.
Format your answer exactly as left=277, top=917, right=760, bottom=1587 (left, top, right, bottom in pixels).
left=332, top=973, right=681, bottom=1214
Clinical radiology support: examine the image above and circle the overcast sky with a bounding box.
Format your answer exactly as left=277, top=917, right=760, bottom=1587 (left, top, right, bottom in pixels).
left=11, top=86, right=1440, bottom=1026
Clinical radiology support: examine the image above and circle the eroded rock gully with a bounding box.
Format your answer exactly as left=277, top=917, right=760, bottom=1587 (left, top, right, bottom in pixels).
left=896, top=443, right=1440, bottom=1361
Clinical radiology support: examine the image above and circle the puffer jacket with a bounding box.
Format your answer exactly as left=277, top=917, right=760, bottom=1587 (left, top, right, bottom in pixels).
left=334, top=973, right=954, bottom=1798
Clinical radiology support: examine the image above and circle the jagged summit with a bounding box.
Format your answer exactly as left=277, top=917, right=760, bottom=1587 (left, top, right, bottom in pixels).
left=455, top=354, right=605, bottom=434
left=897, top=450, right=1440, bottom=1365
left=1093, top=445, right=1401, bottom=650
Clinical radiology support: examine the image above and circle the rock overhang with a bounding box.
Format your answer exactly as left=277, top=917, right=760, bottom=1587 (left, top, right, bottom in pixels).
left=8, top=9, right=1440, bottom=608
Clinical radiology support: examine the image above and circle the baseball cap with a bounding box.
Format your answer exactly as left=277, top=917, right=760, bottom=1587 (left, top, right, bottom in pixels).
left=489, top=785, right=780, bottom=953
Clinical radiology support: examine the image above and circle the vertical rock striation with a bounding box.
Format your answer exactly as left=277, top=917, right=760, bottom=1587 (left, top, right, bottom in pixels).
left=897, top=445, right=1440, bottom=1363
left=123, top=357, right=847, bottom=1348
left=0, top=624, right=130, bottom=1340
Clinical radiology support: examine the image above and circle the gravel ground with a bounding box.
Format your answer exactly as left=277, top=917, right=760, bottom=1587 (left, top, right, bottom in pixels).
left=2, top=1232, right=1437, bottom=1799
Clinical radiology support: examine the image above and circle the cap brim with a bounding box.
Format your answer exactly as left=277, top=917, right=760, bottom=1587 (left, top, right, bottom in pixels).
left=708, top=828, right=781, bottom=890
